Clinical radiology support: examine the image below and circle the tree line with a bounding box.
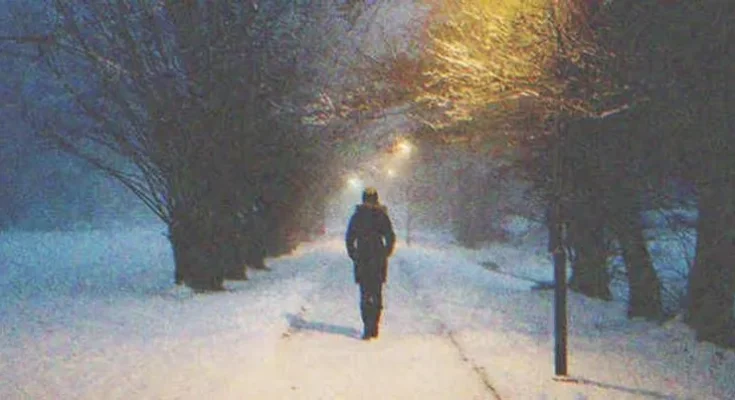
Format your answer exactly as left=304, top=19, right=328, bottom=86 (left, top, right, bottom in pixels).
left=3, top=0, right=732, bottom=349
left=399, top=0, right=734, bottom=348
left=0, top=0, right=398, bottom=292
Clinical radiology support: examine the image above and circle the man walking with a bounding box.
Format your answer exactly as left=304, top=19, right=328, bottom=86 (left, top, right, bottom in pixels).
left=346, top=187, right=396, bottom=340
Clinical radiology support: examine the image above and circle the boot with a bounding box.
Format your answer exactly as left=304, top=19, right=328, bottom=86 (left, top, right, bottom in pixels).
left=371, top=308, right=382, bottom=338
left=362, top=318, right=375, bottom=340
left=362, top=326, right=373, bottom=340
left=361, top=305, right=376, bottom=340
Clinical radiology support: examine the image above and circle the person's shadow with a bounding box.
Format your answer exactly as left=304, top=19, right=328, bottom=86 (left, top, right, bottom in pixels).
left=556, top=377, right=676, bottom=399
left=285, top=313, right=361, bottom=339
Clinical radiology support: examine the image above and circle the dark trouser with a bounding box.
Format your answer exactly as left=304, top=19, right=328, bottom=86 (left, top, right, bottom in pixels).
left=360, top=281, right=383, bottom=337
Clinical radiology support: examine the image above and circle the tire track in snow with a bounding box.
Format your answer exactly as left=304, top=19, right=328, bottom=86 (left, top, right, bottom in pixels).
left=395, top=255, right=503, bottom=400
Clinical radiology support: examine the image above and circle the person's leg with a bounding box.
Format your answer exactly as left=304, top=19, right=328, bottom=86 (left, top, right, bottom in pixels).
left=360, top=282, right=382, bottom=339
left=372, top=283, right=383, bottom=337
left=359, top=284, right=373, bottom=339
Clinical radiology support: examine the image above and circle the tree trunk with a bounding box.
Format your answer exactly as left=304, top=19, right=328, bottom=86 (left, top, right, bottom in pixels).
left=169, top=207, right=225, bottom=292
left=240, top=209, right=268, bottom=270
left=170, top=221, right=188, bottom=286
left=563, top=126, right=611, bottom=301
left=567, top=199, right=611, bottom=300
left=455, top=167, right=481, bottom=248
left=612, top=198, right=663, bottom=320
left=220, top=215, right=248, bottom=281
left=686, top=19, right=735, bottom=346
left=686, top=176, right=735, bottom=347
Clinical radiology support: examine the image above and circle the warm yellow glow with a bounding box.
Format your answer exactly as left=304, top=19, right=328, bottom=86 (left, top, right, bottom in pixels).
left=347, top=176, right=362, bottom=189
left=417, top=0, right=598, bottom=126
left=398, top=141, right=413, bottom=156
left=394, top=138, right=414, bottom=157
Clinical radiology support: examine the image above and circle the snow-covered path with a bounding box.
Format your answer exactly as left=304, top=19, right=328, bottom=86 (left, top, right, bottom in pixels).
left=2, top=227, right=735, bottom=399
left=271, top=241, right=499, bottom=399
left=0, top=231, right=500, bottom=399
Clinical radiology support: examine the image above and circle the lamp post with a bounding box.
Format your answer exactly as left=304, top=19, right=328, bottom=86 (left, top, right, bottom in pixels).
left=551, top=117, right=568, bottom=378
left=550, top=0, right=569, bottom=377
left=395, top=139, right=414, bottom=246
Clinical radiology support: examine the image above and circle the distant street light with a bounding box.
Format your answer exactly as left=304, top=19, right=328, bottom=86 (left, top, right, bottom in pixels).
left=386, top=137, right=415, bottom=245
left=396, top=139, right=413, bottom=157
left=347, top=176, right=362, bottom=190
left=397, top=140, right=414, bottom=246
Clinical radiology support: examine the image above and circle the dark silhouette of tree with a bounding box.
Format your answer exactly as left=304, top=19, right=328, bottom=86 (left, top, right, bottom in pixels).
left=2, top=1, right=353, bottom=291
left=598, top=0, right=735, bottom=345
left=411, top=0, right=666, bottom=318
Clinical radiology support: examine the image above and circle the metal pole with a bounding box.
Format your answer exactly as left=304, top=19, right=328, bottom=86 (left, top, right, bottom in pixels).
left=552, top=117, right=568, bottom=377
left=548, top=2, right=568, bottom=377
left=553, top=227, right=568, bottom=376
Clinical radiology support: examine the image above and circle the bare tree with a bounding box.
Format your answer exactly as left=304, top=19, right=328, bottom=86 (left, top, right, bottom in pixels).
left=2, top=0, right=362, bottom=291
left=409, top=0, right=666, bottom=318
left=598, top=0, right=735, bottom=345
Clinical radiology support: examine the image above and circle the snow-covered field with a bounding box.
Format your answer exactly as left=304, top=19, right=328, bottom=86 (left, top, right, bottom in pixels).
left=1, top=224, right=733, bottom=399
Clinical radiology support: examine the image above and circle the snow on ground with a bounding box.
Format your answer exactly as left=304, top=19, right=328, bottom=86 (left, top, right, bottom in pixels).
left=2, top=225, right=734, bottom=399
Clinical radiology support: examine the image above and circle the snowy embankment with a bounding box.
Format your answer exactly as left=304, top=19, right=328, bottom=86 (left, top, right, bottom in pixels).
left=0, top=226, right=329, bottom=399
left=1, top=225, right=734, bottom=399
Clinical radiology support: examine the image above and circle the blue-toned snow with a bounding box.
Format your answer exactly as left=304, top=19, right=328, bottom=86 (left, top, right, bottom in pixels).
left=0, top=218, right=732, bottom=399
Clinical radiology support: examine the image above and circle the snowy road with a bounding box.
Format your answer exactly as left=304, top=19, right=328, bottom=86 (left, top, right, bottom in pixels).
left=2, top=228, right=734, bottom=399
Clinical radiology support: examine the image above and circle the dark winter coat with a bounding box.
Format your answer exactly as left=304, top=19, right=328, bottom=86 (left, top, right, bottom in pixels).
left=345, top=203, right=395, bottom=285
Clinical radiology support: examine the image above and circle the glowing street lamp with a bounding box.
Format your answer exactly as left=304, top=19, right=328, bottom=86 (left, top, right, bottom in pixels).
left=394, top=139, right=415, bottom=245
left=347, top=176, right=362, bottom=189
left=396, top=139, right=413, bottom=157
